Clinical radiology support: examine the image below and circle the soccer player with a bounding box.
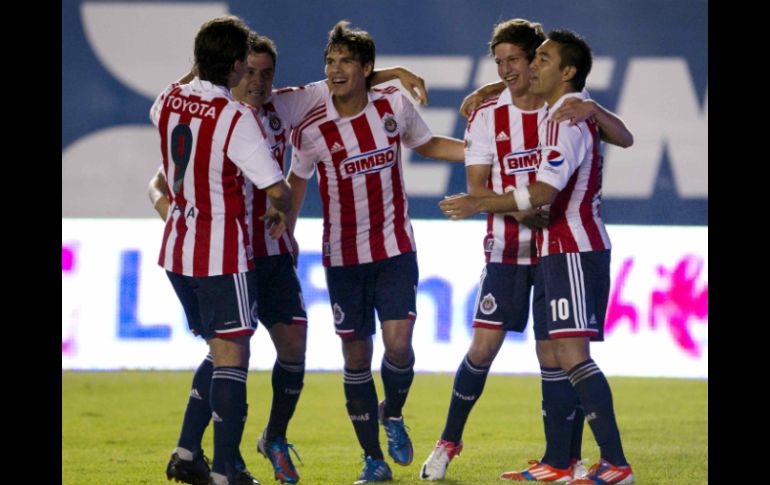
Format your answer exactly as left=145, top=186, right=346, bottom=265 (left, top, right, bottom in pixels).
left=287, top=20, right=464, bottom=484
left=438, top=29, right=635, bottom=485
left=150, top=15, right=292, bottom=485
left=152, top=32, right=432, bottom=485
left=419, top=19, right=634, bottom=483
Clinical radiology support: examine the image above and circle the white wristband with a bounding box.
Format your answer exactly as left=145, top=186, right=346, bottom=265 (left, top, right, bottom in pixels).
left=512, top=186, right=532, bottom=211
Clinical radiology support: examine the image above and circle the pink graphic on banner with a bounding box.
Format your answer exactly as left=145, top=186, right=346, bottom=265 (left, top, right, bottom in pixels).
left=62, top=244, right=78, bottom=356
left=605, top=258, right=638, bottom=333
left=605, top=255, right=708, bottom=358
left=62, top=246, right=75, bottom=272
left=651, top=255, right=708, bottom=357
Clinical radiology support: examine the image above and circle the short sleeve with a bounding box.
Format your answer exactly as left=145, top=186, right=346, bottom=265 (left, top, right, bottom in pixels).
left=464, top=107, right=494, bottom=167
left=536, top=121, right=586, bottom=192
left=227, top=107, right=284, bottom=189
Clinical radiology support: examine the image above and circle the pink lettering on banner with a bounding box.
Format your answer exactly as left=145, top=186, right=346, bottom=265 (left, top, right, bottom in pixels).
left=605, top=255, right=708, bottom=358
left=650, top=255, right=708, bottom=357
left=62, top=246, right=75, bottom=272
left=62, top=244, right=77, bottom=356
left=605, top=258, right=638, bottom=333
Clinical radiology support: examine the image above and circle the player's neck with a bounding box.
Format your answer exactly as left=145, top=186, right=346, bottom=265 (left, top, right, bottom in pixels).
left=545, top=85, right=575, bottom=108
left=510, top=89, right=543, bottom=111
left=332, top=90, right=369, bottom=118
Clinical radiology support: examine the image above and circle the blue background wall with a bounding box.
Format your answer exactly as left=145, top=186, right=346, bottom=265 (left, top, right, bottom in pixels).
left=62, top=0, right=707, bottom=224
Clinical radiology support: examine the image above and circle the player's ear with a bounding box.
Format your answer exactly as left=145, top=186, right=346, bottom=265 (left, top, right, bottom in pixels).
left=561, top=65, right=577, bottom=84
left=363, top=62, right=374, bottom=78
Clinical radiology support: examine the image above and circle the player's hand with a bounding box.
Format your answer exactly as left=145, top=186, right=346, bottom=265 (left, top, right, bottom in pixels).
left=439, top=193, right=479, bottom=220
left=154, top=196, right=170, bottom=221
left=550, top=98, right=597, bottom=125
left=260, top=207, right=287, bottom=240
left=459, top=92, right=484, bottom=119
left=289, top=232, right=300, bottom=268
left=512, top=207, right=550, bottom=229
left=397, top=68, right=428, bottom=106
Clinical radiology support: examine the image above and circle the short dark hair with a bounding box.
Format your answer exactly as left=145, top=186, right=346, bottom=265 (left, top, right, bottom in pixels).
left=547, top=29, right=592, bottom=91
left=489, top=18, right=545, bottom=61
left=324, top=20, right=376, bottom=88
left=248, top=32, right=277, bottom=67
left=194, top=15, right=250, bottom=86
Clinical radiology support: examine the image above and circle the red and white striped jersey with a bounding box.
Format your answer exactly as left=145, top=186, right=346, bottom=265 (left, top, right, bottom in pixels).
left=535, top=92, right=611, bottom=256
left=290, top=86, right=432, bottom=267
left=245, top=82, right=327, bottom=258
left=464, top=89, right=546, bottom=265
left=150, top=78, right=284, bottom=276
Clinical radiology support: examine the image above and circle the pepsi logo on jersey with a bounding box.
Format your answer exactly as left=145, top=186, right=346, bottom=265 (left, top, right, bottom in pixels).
left=340, top=144, right=398, bottom=179
left=544, top=147, right=565, bottom=167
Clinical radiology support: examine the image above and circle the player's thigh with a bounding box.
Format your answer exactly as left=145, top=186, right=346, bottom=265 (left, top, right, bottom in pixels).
left=538, top=250, right=610, bottom=342
left=373, top=251, right=419, bottom=323
left=471, top=263, right=535, bottom=333
left=254, top=254, right=308, bottom=360
left=325, top=262, right=376, bottom=339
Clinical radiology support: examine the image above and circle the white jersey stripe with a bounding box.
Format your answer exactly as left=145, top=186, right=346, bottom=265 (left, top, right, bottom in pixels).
left=567, top=253, right=587, bottom=329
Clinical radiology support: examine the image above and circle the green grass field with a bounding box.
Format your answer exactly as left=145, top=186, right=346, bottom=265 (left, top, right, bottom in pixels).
left=62, top=371, right=707, bottom=485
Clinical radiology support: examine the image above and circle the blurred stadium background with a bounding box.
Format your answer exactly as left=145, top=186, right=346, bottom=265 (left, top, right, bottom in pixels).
left=61, top=0, right=707, bottom=378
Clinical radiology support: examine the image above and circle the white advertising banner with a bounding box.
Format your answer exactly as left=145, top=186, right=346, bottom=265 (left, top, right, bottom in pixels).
left=62, top=219, right=708, bottom=378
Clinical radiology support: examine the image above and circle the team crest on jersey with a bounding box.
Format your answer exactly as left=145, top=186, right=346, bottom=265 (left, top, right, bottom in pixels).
left=503, top=148, right=540, bottom=175
left=484, top=238, right=494, bottom=252
left=333, top=303, right=345, bottom=325
left=340, top=144, right=398, bottom=179
left=268, top=112, right=282, bottom=132
left=479, top=293, right=498, bottom=315
left=383, top=114, right=398, bottom=134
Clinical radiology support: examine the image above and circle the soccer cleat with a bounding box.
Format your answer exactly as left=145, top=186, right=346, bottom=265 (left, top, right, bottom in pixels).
left=377, top=400, right=414, bottom=466
left=229, top=469, right=261, bottom=485
left=419, top=439, right=463, bottom=480
left=566, top=460, right=634, bottom=485
left=500, top=460, right=573, bottom=482
left=354, top=456, right=393, bottom=484
left=166, top=450, right=211, bottom=485
left=209, top=470, right=262, bottom=485
left=571, top=459, right=589, bottom=480
left=257, top=432, right=302, bottom=484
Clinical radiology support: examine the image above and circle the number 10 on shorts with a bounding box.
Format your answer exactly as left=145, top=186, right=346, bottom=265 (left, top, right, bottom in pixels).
left=550, top=298, right=570, bottom=321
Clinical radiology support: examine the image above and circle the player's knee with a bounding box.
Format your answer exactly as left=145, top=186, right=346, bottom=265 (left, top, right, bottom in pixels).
left=552, top=340, right=589, bottom=371
left=344, top=353, right=372, bottom=369
left=277, top=338, right=306, bottom=362
left=384, top=343, right=414, bottom=366
left=467, top=345, right=497, bottom=367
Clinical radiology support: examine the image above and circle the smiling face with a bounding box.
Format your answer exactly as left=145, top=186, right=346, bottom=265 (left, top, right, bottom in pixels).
left=325, top=44, right=372, bottom=102
left=529, top=39, right=568, bottom=103
left=493, top=42, right=533, bottom=98
left=231, top=52, right=275, bottom=108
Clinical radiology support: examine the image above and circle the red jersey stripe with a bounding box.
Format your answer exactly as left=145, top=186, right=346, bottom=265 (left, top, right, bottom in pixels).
left=350, top=114, right=387, bottom=261
left=373, top=98, right=412, bottom=254
left=319, top=120, right=359, bottom=265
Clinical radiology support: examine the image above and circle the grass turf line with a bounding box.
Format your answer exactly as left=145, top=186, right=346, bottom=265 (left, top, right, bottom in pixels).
left=62, top=371, right=707, bottom=485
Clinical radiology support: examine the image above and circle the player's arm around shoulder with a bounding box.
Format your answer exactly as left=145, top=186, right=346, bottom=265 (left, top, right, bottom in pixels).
left=413, top=136, right=465, bottom=162
left=550, top=98, right=633, bottom=148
